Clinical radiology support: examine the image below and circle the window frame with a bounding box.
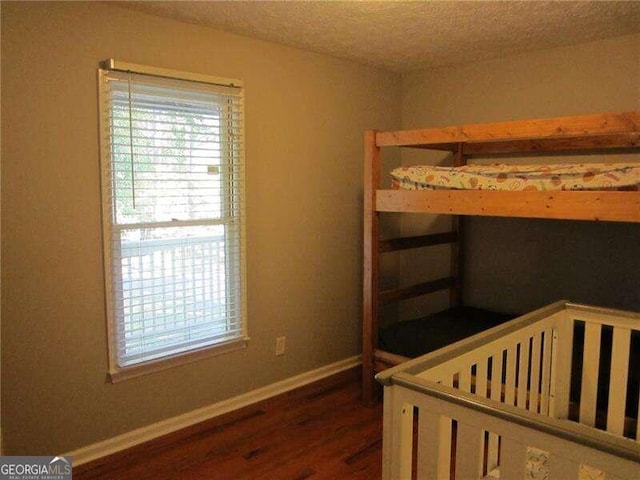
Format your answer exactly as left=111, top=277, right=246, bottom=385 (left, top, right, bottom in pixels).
left=98, top=60, right=248, bottom=382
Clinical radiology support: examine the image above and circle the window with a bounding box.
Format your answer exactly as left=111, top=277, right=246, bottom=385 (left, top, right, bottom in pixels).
left=98, top=60, right=247, bottom=380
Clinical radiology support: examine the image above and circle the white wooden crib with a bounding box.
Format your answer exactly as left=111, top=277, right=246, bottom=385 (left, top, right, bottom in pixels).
left=376, top=301, right=640, bottom=479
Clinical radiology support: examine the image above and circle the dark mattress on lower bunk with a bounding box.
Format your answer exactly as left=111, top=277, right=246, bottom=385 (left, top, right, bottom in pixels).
left=378, top=306, right=515, bottom=359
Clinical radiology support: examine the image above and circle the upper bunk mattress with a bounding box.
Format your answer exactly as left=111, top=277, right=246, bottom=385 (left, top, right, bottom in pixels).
left=390, top=163, right=640, bottom=191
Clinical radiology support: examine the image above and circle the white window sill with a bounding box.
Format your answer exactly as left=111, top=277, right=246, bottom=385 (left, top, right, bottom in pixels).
left=107, top=337, right=249, bottom=383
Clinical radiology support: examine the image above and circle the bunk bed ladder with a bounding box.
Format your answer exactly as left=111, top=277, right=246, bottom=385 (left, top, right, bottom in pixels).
left=363, top=134, right=464, bottom=405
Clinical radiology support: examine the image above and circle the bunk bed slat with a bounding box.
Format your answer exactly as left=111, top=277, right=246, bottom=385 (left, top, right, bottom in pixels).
left=403, top=133, right=640, bottom=155
left=463, top=132, right=640, bottom=156
left=377, top=189, right=640, bottom=223
left=379, top=276, right=455, bottom=305
left=373, top=349, right=410, bottom=373
left=380, top=231, right=457, bottom=253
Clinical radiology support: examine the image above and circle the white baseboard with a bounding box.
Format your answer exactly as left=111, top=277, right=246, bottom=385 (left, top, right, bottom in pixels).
left=66, top=355, right=361, bottom=466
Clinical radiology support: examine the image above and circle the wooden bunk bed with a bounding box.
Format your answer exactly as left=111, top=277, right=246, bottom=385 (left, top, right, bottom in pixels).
left=362, top=111, right=640, bottom=406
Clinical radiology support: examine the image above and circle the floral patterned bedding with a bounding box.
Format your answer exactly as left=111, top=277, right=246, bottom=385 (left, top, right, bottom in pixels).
left=390, top=163, right=640, bottom=191
left=483, top=446, right=605, bottom=480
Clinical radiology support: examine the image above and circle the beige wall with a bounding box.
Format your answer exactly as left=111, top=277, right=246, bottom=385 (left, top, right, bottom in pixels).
left=399, top=33, right=640, bottom=315
left=1, top=2, right=401, bottom=454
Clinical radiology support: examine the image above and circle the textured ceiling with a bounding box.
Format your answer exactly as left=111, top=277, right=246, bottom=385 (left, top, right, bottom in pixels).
left=116, top=1, right=640, bottom=72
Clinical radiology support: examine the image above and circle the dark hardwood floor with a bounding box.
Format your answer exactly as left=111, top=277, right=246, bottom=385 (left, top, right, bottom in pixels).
left=74, top=367, right=383, bottom=479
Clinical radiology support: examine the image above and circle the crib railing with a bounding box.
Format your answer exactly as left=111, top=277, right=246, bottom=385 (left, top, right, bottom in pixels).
left=377, top=301, right=640, bottom=479
left=563, top=305, right=640, bottom=438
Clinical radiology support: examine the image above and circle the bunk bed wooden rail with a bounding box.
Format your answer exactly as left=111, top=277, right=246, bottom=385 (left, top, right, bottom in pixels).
left=375, top=111, right=640, bottom=149
left=377, top=190, right=640, bottom=222
left=362, top=111, right=640, bottom=406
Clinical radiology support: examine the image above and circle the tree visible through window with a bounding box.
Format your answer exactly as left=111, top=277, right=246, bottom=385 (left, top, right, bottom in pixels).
left=99, top=62, right=246, bottom=377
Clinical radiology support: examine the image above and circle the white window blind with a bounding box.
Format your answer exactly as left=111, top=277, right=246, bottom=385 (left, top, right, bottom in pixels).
left=98, top=62, right=246, bottom=375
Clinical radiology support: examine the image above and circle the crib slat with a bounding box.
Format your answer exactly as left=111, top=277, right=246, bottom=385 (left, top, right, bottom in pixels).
left=476, top=359, right=488, bottom=399
left=498, top=438, right=527, bottom=480
left=607, top=327, right=631, bottom=436
left=505, top=347, right=517, bottom=405
left=474, top=359, right=491, bottom=477
left=517, top=340, right=530, bottom=409
left=417, top=409, right=445, bottom=480
left=490, top=354, right=503, bottom=404
left=438, top=417, right=453, bottom=479
left=455, top=423, right=483, bottom=480
left=383, top=393, right=415, bottom=480
left=398, top=403, right=415, bottom=480
left=550, top=318, right=574, bottom=420
left=438, top=375, right=454, bottom=478
left=550, top=454, right=581, bottom=479
left=382, top=388, right=399, bottom=480
left=529, top=334, right=542, bottom=413
left=488, top=353, right=504, bottom=471
left=459, top=366, right=471, bottom=393
left=540, top=329, right=553, bottom=415
left=580, top=322, right=602, bottom=427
